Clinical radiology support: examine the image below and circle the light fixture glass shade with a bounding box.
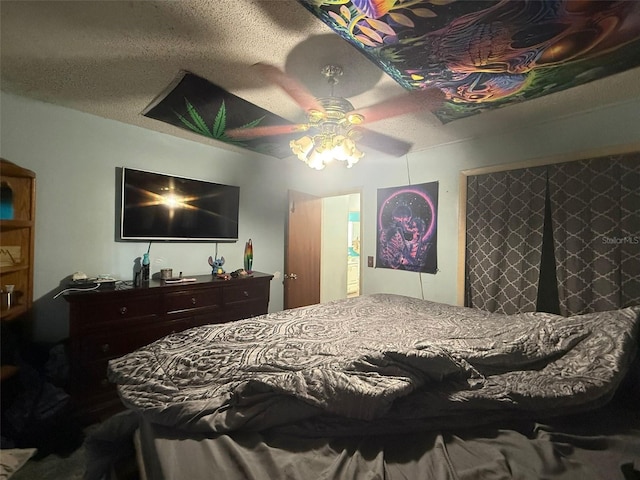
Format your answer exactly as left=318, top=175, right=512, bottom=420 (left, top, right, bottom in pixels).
left=307, top=150, right=329, bottom=170
left=290, top=130, right=364, bottom=170
left=331, top=136, right=363, bottom=167
left=290, top=136, right=314, bottom=160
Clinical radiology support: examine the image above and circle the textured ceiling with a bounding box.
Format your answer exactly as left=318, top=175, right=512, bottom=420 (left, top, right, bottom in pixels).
left=2, top=0, right=640, bottom=159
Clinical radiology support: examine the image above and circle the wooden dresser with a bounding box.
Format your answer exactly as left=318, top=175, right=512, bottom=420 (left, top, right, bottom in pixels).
left=65, top=272, right=273, bottom=422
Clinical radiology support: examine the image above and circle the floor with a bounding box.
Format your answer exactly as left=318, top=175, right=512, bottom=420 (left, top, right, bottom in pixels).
left=2, top=414, right=92, bottom=480
left=7, top=420, right=139, bottom=480
left=0, top=341, right=99, bottom=479
left=9, top=443, right=87, bottom=480
left=1, top=342, right=141, bottom=480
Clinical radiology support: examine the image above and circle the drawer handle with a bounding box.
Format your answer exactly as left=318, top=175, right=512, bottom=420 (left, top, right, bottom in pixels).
left=191, top=297, right=197, bottom=305
left=243, top=291, right=249, bottom=297
left=101, top=343, right=110, bottom=353
left=119, top=306, right=128, bottom=315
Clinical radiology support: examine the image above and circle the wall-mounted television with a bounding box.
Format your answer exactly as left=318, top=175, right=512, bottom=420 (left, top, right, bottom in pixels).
left=119, top=167, right=239, bottom=242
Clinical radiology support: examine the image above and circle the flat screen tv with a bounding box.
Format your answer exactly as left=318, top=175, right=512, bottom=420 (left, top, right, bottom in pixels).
left=119, top=167, right=239, bottom=242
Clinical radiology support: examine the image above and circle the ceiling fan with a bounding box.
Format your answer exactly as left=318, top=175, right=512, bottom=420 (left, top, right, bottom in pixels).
left=226, top=63, right=445, bottom=169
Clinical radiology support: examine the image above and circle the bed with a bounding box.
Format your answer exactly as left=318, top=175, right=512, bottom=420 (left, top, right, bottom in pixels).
left=91, top=294, right=640, bottom=479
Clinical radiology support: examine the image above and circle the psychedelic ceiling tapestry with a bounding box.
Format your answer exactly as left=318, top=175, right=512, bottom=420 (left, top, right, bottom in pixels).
left=377, top=182, right=438, bottom=273
left=143, top=72, right=297, bottom=159
left=298, top=0, right=640, bottom=123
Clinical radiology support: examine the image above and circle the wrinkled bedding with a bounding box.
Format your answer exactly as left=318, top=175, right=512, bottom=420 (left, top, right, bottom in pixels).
left=84, top=400, right=640, bottom=480
left=108, top=294, right=639, bottom=436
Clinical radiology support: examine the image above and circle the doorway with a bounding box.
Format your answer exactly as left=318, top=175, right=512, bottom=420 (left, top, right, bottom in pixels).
left=347, top=200, right=361, bottom=298
left=285, top=190, right=361, bottom=309
left=320, top=192, right=361, bottom=303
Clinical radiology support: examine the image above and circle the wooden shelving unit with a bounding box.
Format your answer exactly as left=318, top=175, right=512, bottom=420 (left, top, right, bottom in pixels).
left=0, top=159, right=36, bottom=326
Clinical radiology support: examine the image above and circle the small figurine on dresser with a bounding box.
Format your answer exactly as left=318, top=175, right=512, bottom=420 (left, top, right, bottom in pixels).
left=208, top=256, right=225, bottom=276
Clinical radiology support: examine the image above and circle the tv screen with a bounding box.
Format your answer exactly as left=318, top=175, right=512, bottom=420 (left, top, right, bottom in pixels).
left=120, top=167, right=239, bottom=241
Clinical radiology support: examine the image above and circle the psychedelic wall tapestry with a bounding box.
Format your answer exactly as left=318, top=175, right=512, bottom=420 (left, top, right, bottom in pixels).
left=298, top=0, right=640, bottom=123
left=376, top=182, right=438, bottom=273
left=143, top=72, right=297, bottom=159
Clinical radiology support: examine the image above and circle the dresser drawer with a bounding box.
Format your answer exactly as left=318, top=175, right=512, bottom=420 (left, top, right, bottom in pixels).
left=77, top=296, right=160, bottom=327
left=165, top=287, right=222, bottom=313
left=80, top=318, right=185, bottom=362
left=223, top=281, right=269, bottom=306
left=224, top=301, right=269, bottom=322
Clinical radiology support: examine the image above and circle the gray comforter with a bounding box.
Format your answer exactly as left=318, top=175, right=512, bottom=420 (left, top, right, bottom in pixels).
left=107, top=294, right=639, bottom=435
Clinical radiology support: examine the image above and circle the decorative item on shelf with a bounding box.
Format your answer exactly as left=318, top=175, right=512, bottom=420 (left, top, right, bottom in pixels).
left=0, top=181, right=14, bottom=220
left=160, top=268, right=173, bottom=280
left=244, top=239, right=253, bottom=273
left=1, top=285, right=15, bottom=311
left=0, top=246, right=21, bottom=267
left=208, top=255, right=225, bottom=275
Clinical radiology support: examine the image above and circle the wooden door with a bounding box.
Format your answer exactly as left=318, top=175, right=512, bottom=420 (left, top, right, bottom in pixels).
left=284, top=190, right=321, bottom=309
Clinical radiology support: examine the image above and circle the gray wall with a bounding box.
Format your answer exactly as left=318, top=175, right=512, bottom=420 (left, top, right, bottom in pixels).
left=276, top=97, right=640, bottom=305
left=2, top=90, right=639, bottom=342
left=1, top=91, right=288, bottom=342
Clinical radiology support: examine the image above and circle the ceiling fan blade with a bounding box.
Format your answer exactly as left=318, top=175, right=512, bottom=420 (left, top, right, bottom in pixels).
left=253, top=62, right=326, bottom=115
left=357, top=128, right=413, bottom=157
left=226, top=123, right=309, bottom=140
left=352, top=88, right=445, bottom=125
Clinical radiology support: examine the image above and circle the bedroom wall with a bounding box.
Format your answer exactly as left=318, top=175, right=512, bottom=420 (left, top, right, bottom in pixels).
left=2, top=90, right=639, bottom=342
left=283, top=97, right=640, bottom=306
left=0, top=91, right=288, bottom=342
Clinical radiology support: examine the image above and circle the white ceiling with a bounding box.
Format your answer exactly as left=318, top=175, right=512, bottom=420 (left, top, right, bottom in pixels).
left=2, top=0, right=640, bottom=158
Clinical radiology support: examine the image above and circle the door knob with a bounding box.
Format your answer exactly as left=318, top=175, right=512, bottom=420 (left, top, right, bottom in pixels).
left=284, top=273, right=298, bottom=280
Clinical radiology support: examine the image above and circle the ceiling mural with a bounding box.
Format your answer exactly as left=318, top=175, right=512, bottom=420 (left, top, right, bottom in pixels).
left=143, top=72, right=297, bottom=159
left=297, top=0, right=640, bottom=123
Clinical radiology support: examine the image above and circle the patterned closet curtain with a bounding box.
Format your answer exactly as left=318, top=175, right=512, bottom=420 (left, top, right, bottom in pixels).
left=466, top=167, right=547, bottom=314
left=548, top=153, right=640, bottom=315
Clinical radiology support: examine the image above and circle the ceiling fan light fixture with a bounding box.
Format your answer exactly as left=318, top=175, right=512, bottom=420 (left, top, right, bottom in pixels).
left=290, top=129, right=363, bottom=170
left=233, top=63, right=445, bottom=168
left=290, top=88, right=365, bottom=170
